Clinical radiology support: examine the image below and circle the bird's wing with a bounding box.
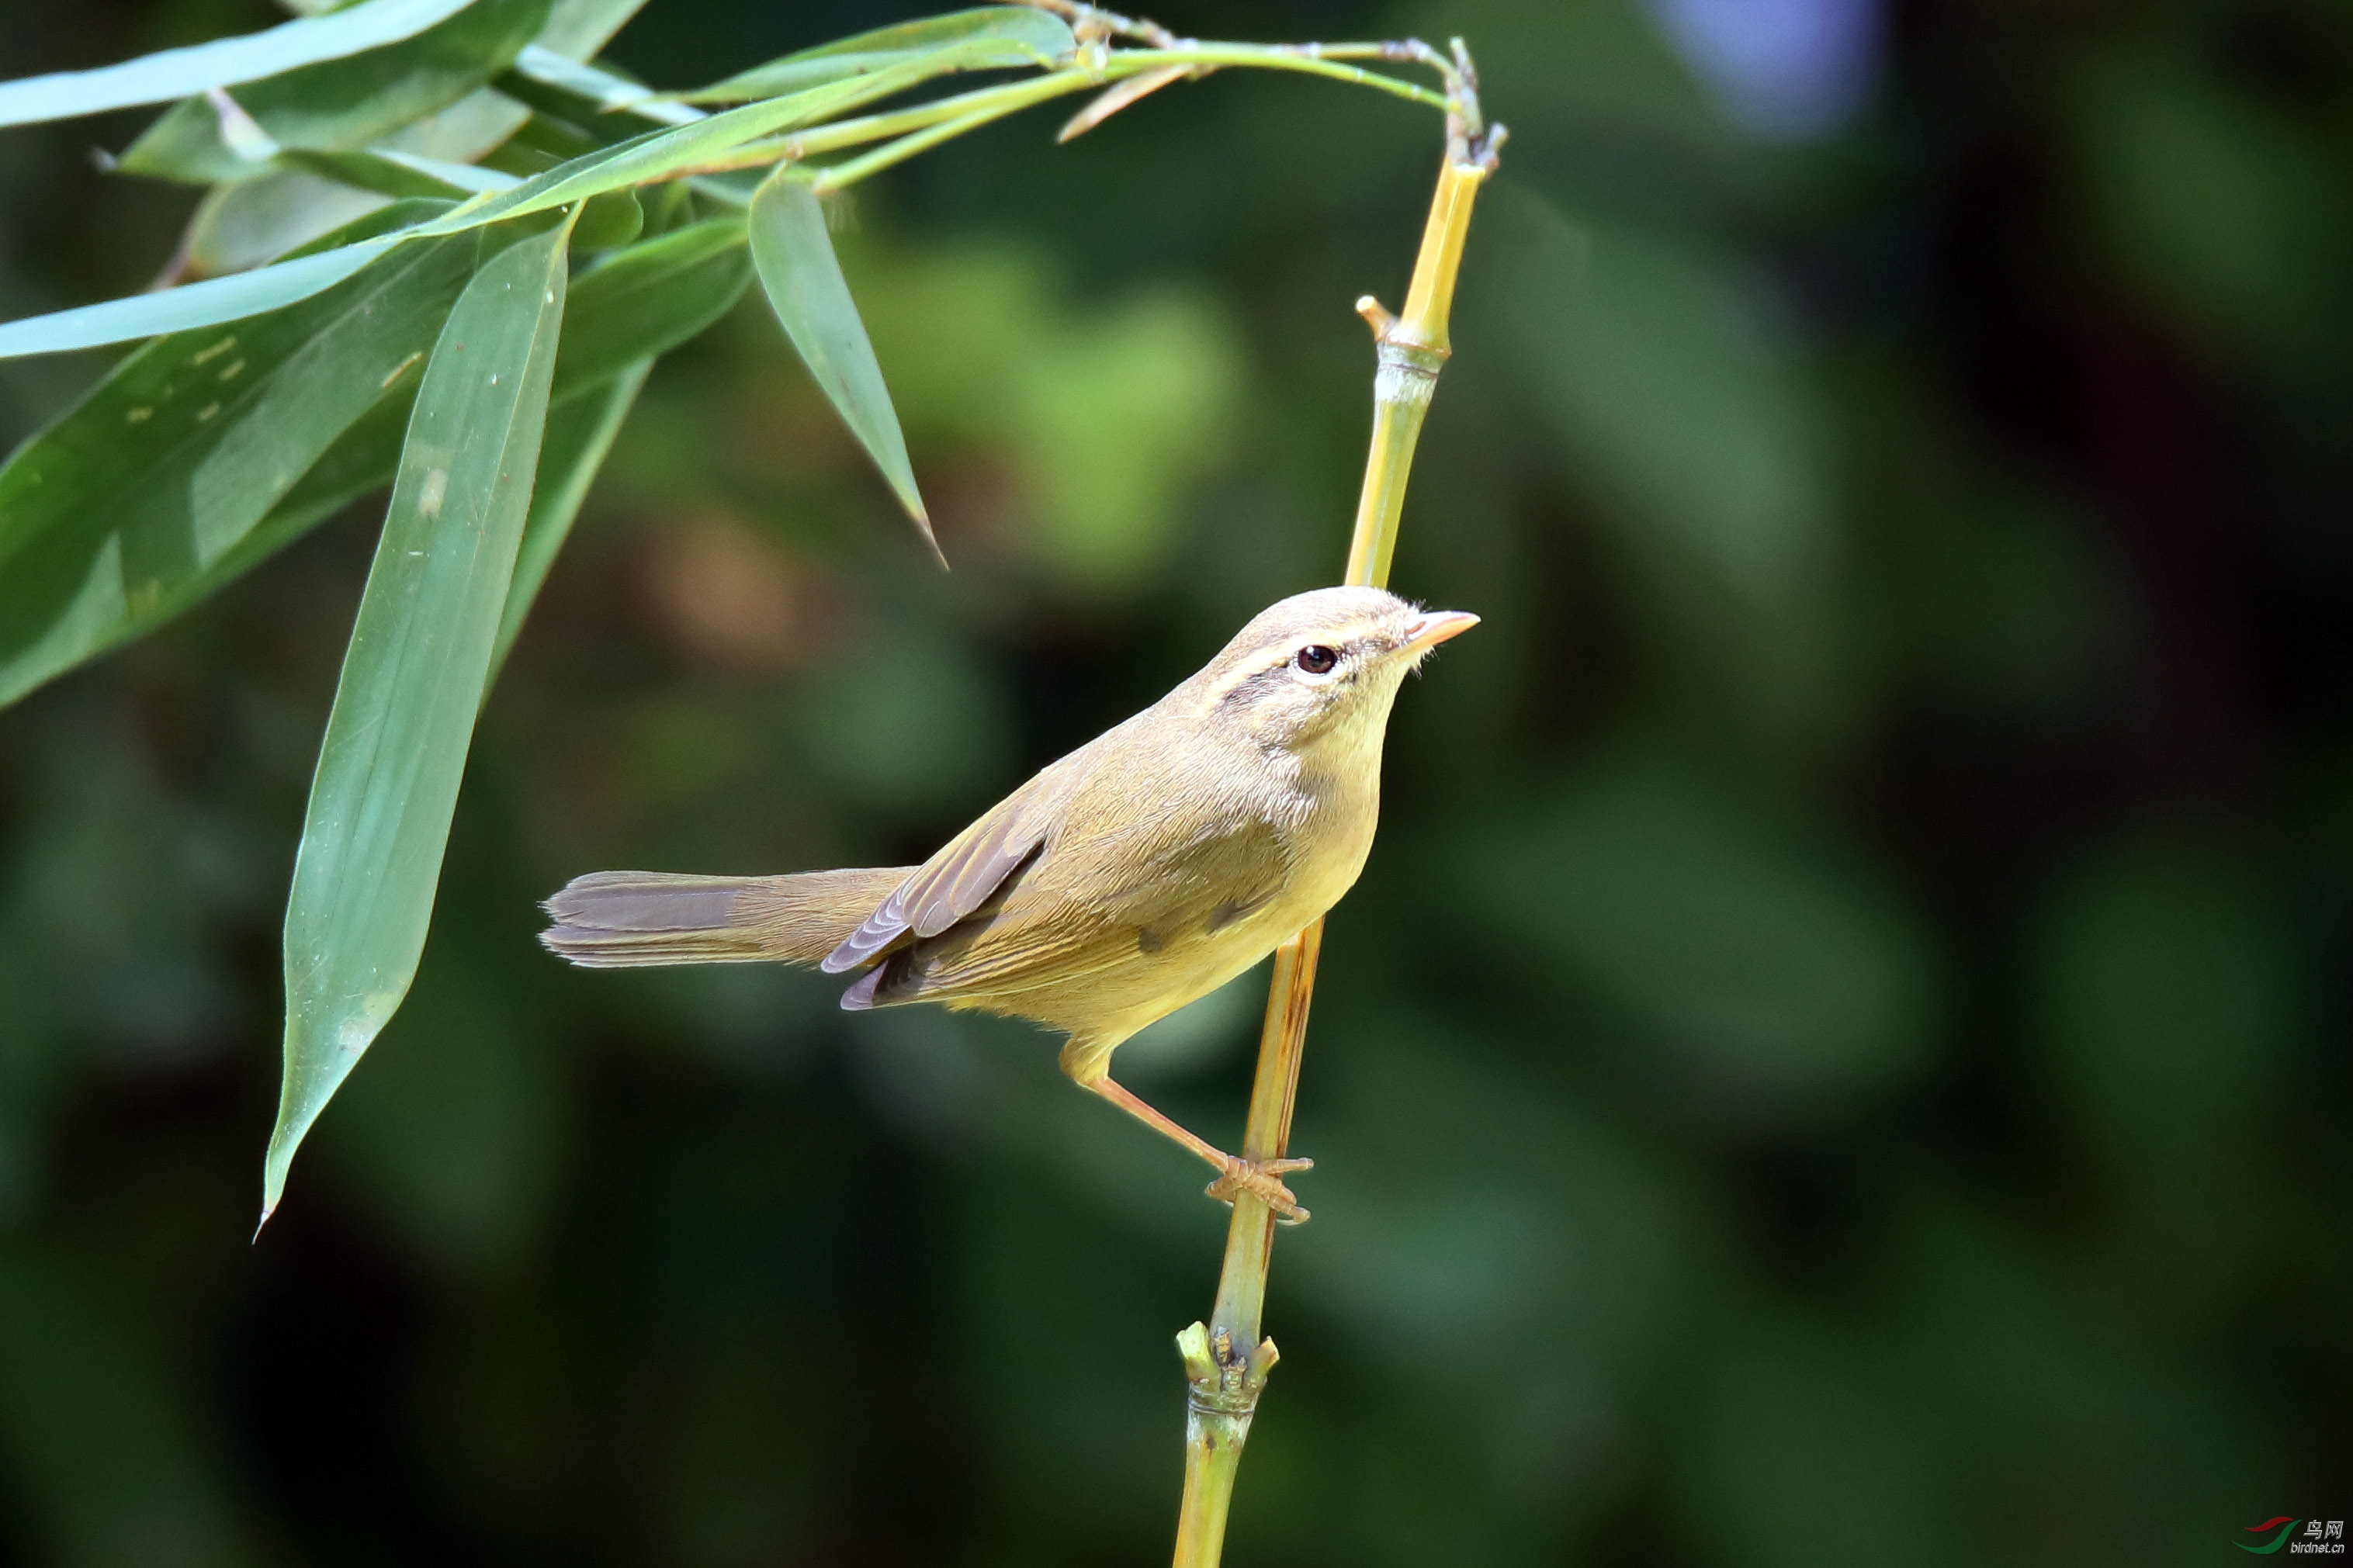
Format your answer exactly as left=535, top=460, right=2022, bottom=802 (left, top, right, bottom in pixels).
left=878, top=804, right=1289, bottom=1005
left=820, top=765, right=1075, bottom=973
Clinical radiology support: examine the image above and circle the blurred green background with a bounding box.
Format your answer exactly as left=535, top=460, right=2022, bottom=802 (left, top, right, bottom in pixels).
left=2, top=0, right=2349, bottom=1563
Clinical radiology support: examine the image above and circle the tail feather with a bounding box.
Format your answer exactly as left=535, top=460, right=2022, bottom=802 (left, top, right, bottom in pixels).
left=540, top=867, right=913, bottom=969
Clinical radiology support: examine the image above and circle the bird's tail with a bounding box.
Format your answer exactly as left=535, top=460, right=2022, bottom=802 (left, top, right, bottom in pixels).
left=539, top=867, right=913, bottom=969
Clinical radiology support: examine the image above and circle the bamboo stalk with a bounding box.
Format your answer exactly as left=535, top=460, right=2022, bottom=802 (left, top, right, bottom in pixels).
left=1166, top=88, right=1500, bottom=1568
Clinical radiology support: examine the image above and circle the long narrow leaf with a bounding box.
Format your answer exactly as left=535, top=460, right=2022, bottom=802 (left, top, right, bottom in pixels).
left=676, top=7, right=1075, bottom=105
left=262, top=215, right=574, bottom=1224
left=0, top=234, right=407, bottom=359
left=747, top=170, right=934, bottom=557
left=121, top=0, right=551, bottom=185
left=0, top=33, right=1018, bottom=365
left=0, top=202, right=477, bottom=706
left=3, top=213, right=747, bottom=701
left=490, top=358, right=648, bottom=676
left=0, top=0, right=479, bottom=130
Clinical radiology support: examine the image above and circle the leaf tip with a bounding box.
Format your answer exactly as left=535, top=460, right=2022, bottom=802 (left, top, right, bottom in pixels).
left=899, top=490, right=947, bottom=569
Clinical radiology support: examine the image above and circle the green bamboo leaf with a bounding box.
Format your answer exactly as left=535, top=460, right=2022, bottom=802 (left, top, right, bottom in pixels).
left=262, top=214, right=575, bottom=1225
left=185, top=172, right=394, bottom=279
left=0, top=234, right=412, bottom=360
left=747, top=169, right=934, bottom=557
left=490, top=358, right=648, bottom=676
left=550, top=216, right=751, bottom=399
left=175, top=2, right=651, bottom=276
left=421, top=36, right=1030, bottom=238
left=0, top=202, right=480, bottom=707
left=674, top=7, right=1076, bottom=105
left=0, top=35, right=1003, bottom=365
left=569, top=189, right=645, bottom=251
left=210, top=389, right=423, bottom=597
left=0, top=0, right=480, bottom=130
left=61, top=217, right=748, bottom=659
left=120, top=0, right=551, bottom=185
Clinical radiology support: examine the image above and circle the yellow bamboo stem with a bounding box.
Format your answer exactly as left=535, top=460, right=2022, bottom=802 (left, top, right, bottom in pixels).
left=1167, top=120, right=1496, bottom=1568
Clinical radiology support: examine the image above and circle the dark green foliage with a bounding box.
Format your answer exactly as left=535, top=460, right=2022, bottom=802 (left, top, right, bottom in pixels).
left=0, top=0, right=2347, bottom=1564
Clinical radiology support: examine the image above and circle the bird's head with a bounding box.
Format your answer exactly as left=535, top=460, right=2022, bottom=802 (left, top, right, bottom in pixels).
left=1187, top=586, right=1479, bottom=760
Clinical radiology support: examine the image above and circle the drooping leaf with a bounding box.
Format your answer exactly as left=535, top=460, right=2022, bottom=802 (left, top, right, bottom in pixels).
left=120, top=0, right=552, bottom=185
left=0, top=232, right=410, bottom=360
left=0, top=0, right=480, bottom=130
left=490, top=358, right=648, bottom=676
left=675, top=7, right=1075, bottom=105
left=0, top=201, right=480, bottom=706
left=263, top=214, right=575, bottom=1224
left=747, top=169, right=933, bottom=555
left=550, top=216, right=751, bottom=400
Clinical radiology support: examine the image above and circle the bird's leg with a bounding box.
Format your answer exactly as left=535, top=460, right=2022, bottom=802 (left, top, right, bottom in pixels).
left=1069, top=1064, right=1312, bottom=1224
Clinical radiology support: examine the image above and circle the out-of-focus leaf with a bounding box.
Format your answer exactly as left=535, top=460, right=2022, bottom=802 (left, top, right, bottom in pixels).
left=499, top=44, right=697, bottom=126
left=0, top=1248, right=258, bottom=1565
left=0, top=202, right=475, bottom=707
left=532, top=0, right=653, bottom=60
left=491, top=358, right=648, bottom=674
left=1486, top=190, right=1836, bottom=730
left=262, top=215, right=574, bottom=1223
left=2035, top=835, right=2300, bottom=1164
left=185, top=171, right=392, bottom=277
left=748, top=170, right=932, bottom=554
left=549, top=216, right=751, bottom=400
left=0, top=232, right=419, bottom=361
left=2071, top=51, right=2350, bottom=368
left=322, top=938, right=575, bottom=1279
left=120, top=0, right=551, bottom=185
left=675, top=7, right=1075, bottom=105
left=282, top=146, right=521, bottom=200
left=1493, top=192, right=1827, bottom=598
left=1461, top=756, right=1937, bottom=1124
left=0, top=0, right=478, bottom=130
left=852, top=241, right=1242, bottom=594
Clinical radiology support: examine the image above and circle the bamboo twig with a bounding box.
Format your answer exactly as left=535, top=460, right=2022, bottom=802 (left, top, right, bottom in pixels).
left=1166, top=74, right=1502, bottom=1568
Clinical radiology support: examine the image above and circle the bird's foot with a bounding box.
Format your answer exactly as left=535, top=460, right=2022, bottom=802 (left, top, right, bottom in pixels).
left=1206, top=1156, right=1313, bottom=1225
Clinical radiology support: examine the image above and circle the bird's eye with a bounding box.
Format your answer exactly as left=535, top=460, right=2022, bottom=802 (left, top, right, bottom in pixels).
left=1295, top=645, right=1339, bottom=674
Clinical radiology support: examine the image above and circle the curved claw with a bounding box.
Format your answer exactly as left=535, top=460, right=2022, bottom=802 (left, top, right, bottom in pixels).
left=1205, top=1155, right=1313, bottom=1224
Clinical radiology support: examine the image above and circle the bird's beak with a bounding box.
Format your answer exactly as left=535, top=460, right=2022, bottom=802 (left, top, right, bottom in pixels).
left=1401, top=609, right=1480, bottom=653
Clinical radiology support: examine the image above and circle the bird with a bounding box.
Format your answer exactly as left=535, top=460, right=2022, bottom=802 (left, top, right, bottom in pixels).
left=539, top=585, right=1478, bottom=1221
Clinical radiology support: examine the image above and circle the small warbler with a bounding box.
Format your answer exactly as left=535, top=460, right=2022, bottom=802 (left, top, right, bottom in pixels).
left=542, top=585, right=1477, bottom=1220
